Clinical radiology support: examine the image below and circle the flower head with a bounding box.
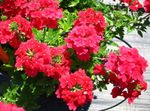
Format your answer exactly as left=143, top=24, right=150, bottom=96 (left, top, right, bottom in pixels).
left=93, top=64, right=106, bottom=75
left=42, top=46, right=71, bottom=79
left=105, top=46, right=148, bottom=103
left=0, top=20, right=14, bottom=44
left=23, top=0, right=63, bottom=29
left=144, top=0, right=150, bottom=12
left=15, top=39, right=51, bottom=77
left=56, top=69, right=93, bottom=111
left=0, top=15, right=33, bottom=48
left=0, top=0, right=27, bottom=17
left=129, top=0, right=143, bottom=12
left=74, top=8, right=107, bottom=35
left=65, top=25, right=103, bottom=61
left=0, top=102, right=25, bottom=111
left=120, top=0, right=142, bottom=11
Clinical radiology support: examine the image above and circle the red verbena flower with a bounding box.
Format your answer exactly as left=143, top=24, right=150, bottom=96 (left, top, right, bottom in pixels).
left=129, top=0, right=143, bottom=11
left=127, top=80, right=147, bottom=103
left=9, top=15, right=34, bottom=48
left=0, top=0, right=27, bottom=18
left=109, top=73, right=148, bottom=103
left=23, top=0, right=63, bottom=29
left=93, top=64, right=106, bottom=75
left=65, top=25, right=103, bottom=61
left=120, top=0, right=143, bottom=11
left=144, top=0, right=150, bottom=12
left=11, top=15, right=33, bottom=39
left=0, top=20, right=14, bottom=44
left=9, top=36, right=23, bottom=49
left=106, top=46, right=148, bottom=82
left=15, top=39, right=51, bottom=77
left=105, top=46, right=148, bottom=103
left=0, top=102, right=25, bottom=111
left=111, top=87, right=122, bottom=98
left=42, top=46, right=71, bottom=79
left=0, top=15, right=33, bottom=48
left=56, top=69, right=93, bottom=111
left=74, top=8, right=107, bottom=35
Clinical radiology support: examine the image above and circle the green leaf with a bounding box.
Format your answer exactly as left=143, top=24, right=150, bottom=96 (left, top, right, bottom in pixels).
left=68, top=0, right=80, bottom=7
left=1, top=15, right=8, bottom=21
left=32, top=28, right=44, bottom=41
left=137, top=30, right=143, bottom=37
left=58, top=10, right=77, bottom=32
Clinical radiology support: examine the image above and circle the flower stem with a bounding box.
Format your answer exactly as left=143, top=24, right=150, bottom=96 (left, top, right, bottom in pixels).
left=142, top=13, right=150, bottom=20
left=98, top=98, right=127, bottom=111
left=43, top=27, right=48, bottom=42
left=115, top=36, right=132, bottom=48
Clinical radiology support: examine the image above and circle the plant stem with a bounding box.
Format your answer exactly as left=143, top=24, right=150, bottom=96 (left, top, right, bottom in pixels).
left=115, top=36, right=132, bottom=48
left=142, top=13, right=150, bottom=20
left=98, top=98, right=127, bottom=111
left=43, top=27, right=48, bottom=42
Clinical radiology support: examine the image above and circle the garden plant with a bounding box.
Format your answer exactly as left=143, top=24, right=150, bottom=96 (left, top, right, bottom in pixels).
left=0, top=0, right=150, bottom=111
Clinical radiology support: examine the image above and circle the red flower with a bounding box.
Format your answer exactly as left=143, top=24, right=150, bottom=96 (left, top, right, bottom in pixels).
left=120, top=0, right=143, bottom=11
left=0, top=102, right=25, bottom=111
left=0, top=15, right=33, bottom=48
left=74, top=8, right=107, bottom=35
left=105, top=46, right=148, bottom=103
left=144, top=0, right=150, bottom=12
left=15, top=39, right=51, bottom=77
left=111, top=87, right=122, bottom=98
left=65, top=25, right=103, bottom=61
left=56, top=69, right=93, bottom=111
left=120, top=0, right=132, bottom=3
left=129, top=0, right=143, bottom=11
left=23, top=0, right=62, bottom=29
left=42, top=46, right=71, bottom=79
left=11, top=15, right=33, bottom=39
left=9, top=36, right=22, bottom=49
left=0, top=20, right=14, bottom=44
left=127, top=81, right=147, bottom=103
left=93, top=64, right=106, bottom=75
left=106, top=46, right=148, bottom=82
left=9, top=15, right=34, bottom=48
left=104, top=52, right=118, bottom=72
left=0, top=0, right=27, bottom=18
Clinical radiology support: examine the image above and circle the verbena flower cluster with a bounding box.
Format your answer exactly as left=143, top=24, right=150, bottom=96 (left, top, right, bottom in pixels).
left=0, top=0, right=149, bottom=111
left=65, top=8, right=106, bottom=61
left=105, top=46, right=148, bottom=103
left=56, top=69, right=93, bottom=110
left=0, top=0, right=62, bottom=29
left=93, top=46, right=148, bottom=103
left=0, top=102, right=25, bottom=111
left=120, top=0, right=150, bottom=12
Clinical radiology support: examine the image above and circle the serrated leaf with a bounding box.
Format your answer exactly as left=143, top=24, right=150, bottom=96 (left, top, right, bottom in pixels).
left=32, top=28, right=44, bottom=41
left=137, top=30, right=143, bottom=37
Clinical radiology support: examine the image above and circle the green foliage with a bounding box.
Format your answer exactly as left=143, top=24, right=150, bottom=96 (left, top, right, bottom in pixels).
left=59, top=0, right=96, bottom=11
left=1, top=15, right=7, bottom=21
left=32, top=10, right=77, bottom=46
left=59, top=10, right=77, bottom=32
left=0, top=85, right=20, bottom=103
left=0, top=71, right=58, bottom=111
